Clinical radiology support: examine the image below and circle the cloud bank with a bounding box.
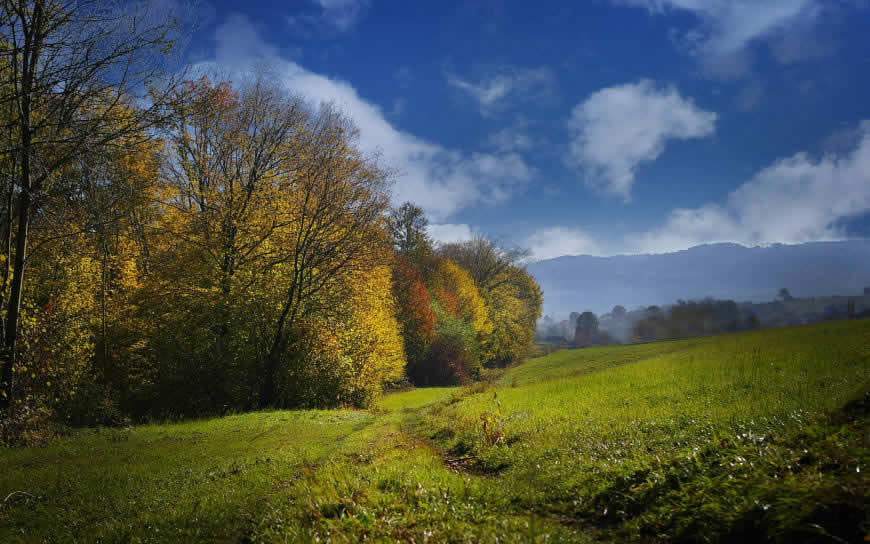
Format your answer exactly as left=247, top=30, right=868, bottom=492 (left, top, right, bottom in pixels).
left=630, top=120, right=870, bottom=253
left=531, top=120, right=870, bottom=259
left=523, top=228, right=606, bottom=261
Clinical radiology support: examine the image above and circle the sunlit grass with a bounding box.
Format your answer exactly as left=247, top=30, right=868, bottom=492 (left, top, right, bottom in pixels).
left=376, top=386, right=455, bottom=412
left=422, top=320, right=870, bottom=541
left=1, top=320, right=867, bottom=542
left=0, top=410, right=371, bottom=541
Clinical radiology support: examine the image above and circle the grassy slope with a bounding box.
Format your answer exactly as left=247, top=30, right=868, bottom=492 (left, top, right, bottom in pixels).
left=422, top=321, right=870, bottom=542
left=1, top=320, right=868, bottom=542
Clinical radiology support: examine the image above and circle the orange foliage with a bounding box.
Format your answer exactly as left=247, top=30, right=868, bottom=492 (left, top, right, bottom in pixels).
left=393, top=259, right=436, bottom=342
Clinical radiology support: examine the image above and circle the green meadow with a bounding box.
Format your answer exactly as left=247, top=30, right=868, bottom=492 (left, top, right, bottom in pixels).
left=2, top=319, right=868, bottom=543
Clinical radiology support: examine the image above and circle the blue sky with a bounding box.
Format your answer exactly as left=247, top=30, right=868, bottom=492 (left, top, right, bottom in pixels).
left=189, top=0, right=870, bottom=259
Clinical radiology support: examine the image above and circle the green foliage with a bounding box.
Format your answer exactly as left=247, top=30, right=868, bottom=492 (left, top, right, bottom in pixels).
left=632, top=298, right=760, bottom=342
left=410, top=301, right=480, bottom=385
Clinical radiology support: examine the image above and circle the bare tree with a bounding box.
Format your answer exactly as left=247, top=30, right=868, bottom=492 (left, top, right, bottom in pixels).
left=0, top=0, right=185, bottom=410
left=387, top=202, right=432, bottom=260
left=438, top=236, right=528, bottom=293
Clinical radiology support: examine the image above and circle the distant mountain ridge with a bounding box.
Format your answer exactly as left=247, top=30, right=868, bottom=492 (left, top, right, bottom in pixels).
left=526, top=240, right=870, bottom=315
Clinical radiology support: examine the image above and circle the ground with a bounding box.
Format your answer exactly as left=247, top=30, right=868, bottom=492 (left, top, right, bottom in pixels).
left=1, top=320, right=868, bottom=542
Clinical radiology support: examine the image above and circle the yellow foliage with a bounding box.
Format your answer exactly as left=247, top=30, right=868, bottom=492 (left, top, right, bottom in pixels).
left=343, top=265, right=406, bottom=386
left=432, top=259, right=493, bottom=339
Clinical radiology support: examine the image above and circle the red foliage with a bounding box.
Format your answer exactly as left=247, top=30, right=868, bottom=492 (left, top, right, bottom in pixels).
left=181, top=77, right=239, bottom=110
left=430, top=284, right=460, bottom=317
left=392, top=258, right=436, bottom=345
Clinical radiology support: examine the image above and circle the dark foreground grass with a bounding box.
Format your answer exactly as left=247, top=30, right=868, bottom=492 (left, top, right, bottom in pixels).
left=1, top=320, right=868, bottom=542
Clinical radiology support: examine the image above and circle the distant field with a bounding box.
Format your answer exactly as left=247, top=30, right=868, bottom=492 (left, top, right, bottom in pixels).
left=2, top=320, right=868, bottom=542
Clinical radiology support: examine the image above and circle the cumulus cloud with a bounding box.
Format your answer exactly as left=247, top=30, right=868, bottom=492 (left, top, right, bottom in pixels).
left=523, top=227, right=607, bottom=261
left=628, top=120, right=870, bottom=253
left=566, top=80, right=717, bottom=201
left=428, top=223, right=475, bottom=246
left=618, top=0, right=826, bottom=77
left=206, top=15, right=534, bottom=221
left=446, top=65, right=556, bottom=117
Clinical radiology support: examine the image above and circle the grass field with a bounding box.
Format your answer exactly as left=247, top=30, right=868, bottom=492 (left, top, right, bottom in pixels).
left=1, top=320, right=868, bottom=542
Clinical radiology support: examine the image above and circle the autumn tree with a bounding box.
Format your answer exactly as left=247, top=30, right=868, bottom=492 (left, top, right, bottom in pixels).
left=438, top=237, right=541, bottom=365
left=438, top=236, right=528, bottom=295
left=282, top=265, right=405, bottom=407
left=258, top=104, right=392, bottom=407
left=32, top=126, right=162, bottom=422
left=0, top=0, right=183, bottom=412
left=391, top=257, right=435, bottom=375
left=152, top=74, right=394, bottom=412
left=412, top=257, right=493, bottom=384
left=484, top=266, right=542, bottom=365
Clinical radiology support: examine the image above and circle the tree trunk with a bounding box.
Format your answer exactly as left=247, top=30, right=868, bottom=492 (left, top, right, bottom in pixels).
left=260, top=293, right=297, bottom=408
left=0, top=183, right=30, bottom=412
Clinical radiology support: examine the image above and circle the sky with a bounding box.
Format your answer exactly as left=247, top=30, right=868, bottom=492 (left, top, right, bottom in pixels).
left=184, top=0, right=870, bottom=260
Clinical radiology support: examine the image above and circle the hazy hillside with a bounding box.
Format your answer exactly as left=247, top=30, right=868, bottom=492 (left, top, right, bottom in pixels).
left=527, top=240, right=870, bottom=315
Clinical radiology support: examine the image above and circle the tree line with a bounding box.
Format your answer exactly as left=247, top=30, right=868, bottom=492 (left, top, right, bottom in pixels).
left=540, top=287, right=870, bottom=348
left=0, top=0, right=542, bottom=441
left=539, top=301, right=759, bottom=346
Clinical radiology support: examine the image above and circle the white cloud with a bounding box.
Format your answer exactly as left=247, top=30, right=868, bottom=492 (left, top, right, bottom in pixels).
left=286, top=0, right=369, bottom=36
left=428, top=224, right=475, bottom=246
left=446, top=65, right=556, bottom=117
left=629, top=120, right=870, bottom=253
left=205, top=15, right=534, bottom=222
left=523, top=227, right=607, bottom=261
left=619, top=0, right=825, bottom=77
left=487, top=119, right=535, bottom=153
left=314, top=0, right=369, bottom=31
left=566, top=80, right=717, bottom=201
